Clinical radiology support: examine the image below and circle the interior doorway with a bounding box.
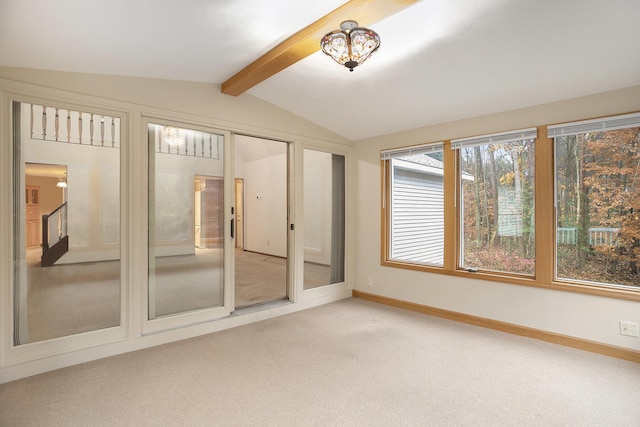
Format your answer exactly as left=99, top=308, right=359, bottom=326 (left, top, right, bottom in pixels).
left=234, top=135, right=289, bottom=308
left=194, top=175, right=224, bottom=250
left=24, top=163, right=67, bottom=252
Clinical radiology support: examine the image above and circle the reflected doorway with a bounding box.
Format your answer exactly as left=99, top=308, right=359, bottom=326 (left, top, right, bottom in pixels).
left=194, top=175, right=224, bottom=250
left=234, top=135, right=288, bottom=308
left=25, top=164, right=67, bottom=249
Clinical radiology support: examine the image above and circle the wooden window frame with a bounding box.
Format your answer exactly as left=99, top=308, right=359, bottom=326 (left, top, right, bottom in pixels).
left=381, top=125, right=640, bottom=302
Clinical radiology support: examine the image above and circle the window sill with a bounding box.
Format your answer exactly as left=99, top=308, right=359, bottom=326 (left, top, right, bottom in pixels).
left=381, top=259, right=640, bottom=302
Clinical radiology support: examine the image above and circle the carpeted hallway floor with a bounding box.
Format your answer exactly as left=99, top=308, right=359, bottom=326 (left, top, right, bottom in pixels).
left=21, top=248, right=329, bottom=343
left=2, top=297, right=639, bottom=426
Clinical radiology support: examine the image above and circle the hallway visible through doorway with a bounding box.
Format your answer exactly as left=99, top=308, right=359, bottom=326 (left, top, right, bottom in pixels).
left=234, top=135, right=289, bottom=308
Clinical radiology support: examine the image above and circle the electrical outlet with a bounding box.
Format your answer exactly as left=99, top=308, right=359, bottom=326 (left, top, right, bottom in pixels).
left=367, top=277, right=374, bottom=287
left=620, top=321, right=639, bottom=337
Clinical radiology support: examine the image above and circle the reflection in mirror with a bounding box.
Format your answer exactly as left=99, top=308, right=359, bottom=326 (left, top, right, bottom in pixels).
left=303, top=149, right=345, bottom=289
left=233, top=135, right=289, bottom=307
left=13, top=102, right=121, bottom=345
left=148, top=124, right=225, bottom=318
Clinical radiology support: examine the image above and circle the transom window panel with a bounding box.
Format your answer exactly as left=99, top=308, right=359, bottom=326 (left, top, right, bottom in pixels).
left=551, top=113, right=640, bottom=288
left=384, top=143, right=445, bottom=266
left=452, top=129, right=536, bottom=275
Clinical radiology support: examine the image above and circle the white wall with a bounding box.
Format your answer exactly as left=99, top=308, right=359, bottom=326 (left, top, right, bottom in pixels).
left=353, top=85, right=640, bottom=352
left=153, top=146, right=224, bottom=256
left=243, top=152, right=288, bottom=257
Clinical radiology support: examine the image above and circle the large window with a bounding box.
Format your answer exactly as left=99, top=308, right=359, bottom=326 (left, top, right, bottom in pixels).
left=382, top=116, right=640, bottom=298
left=383, top=143, right=444, bottom=266
left=453, top=130, right=536, bottom=276
left=551, top=114, right=640, bottom=288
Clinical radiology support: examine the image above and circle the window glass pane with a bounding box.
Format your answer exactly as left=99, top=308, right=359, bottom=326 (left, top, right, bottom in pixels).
left=234, top=135, right=289, bottom=305
left=148, top=124, right=225, bottom=318
left=389, top=151, right=444, bottom=266
left=555, top=127, right=640, bottom=288
left=459, top=140, right=535, bottom=275
left=303, top=149, right=345, bottom=289
left=13, top=102, right=121, bottom=345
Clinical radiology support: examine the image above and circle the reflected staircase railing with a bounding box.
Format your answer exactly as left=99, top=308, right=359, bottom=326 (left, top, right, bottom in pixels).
left=41, top=202, right=69, bottom=267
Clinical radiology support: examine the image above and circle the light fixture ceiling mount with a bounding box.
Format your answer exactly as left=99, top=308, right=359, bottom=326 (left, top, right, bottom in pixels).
left=163, top=126, right=185, bottom=147
left=56, top=174, right=67, bottom=188
left=320, top=20, right=381, bottom=72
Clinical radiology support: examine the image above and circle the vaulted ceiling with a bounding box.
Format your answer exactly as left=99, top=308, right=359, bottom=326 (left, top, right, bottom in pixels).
left=1, top=0, right=639, bottom=141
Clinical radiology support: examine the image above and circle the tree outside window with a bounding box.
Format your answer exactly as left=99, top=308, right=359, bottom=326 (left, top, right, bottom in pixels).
left=459, top=140, right=535, bottom=275
left=555, top=127, right=640, bottom=287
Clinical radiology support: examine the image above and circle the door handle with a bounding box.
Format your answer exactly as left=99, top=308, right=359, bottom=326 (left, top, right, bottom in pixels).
left=230, top=218, right=235, bottom=239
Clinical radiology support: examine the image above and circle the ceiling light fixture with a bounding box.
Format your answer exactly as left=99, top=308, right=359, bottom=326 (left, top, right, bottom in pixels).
left=163, top=126, right=185, bottom=147
left=56, top=175, right=67, bottom=188
left=320, top=20, right=381, bottom=72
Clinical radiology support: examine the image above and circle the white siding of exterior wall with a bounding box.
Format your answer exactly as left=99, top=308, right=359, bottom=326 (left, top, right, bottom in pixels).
left=391, top=167, right=444, bottom=265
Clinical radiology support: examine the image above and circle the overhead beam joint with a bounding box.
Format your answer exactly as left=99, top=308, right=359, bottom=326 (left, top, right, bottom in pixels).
left=221, top=0, right=421, bottom=96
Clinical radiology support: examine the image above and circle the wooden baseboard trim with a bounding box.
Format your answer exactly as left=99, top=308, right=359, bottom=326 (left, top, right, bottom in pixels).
left=352, top=290, right=640, bottom=363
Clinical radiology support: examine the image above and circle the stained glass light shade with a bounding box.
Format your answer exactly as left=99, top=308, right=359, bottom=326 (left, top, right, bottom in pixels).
left=320, top=20, right=380, bottom=72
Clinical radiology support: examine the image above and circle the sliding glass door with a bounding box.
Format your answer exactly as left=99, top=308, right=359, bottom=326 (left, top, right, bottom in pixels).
left=12, top=102, right=122, bottom=345
left=147, top=122, right=231, bottom=321
left=9, top=105, right=346, bottom=352
left=234, top=135, right=289, bottom=307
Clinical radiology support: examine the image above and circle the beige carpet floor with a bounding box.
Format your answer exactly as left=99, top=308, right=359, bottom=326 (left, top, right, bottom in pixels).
left=2, top=297, right=639, bottom=426
left=22, top=247, right=329, bottom=343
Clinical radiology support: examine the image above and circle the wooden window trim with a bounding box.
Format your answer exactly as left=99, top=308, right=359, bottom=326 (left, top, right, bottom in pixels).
left=381, top=124, right=640, bottom=302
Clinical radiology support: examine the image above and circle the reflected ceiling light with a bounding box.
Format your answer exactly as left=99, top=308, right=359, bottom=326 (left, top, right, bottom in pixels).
left=320, top=20, right=381, bottom=72
left=163, top=126, right=185, bottom=147
left=56, top=175, right=67, bottom=188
